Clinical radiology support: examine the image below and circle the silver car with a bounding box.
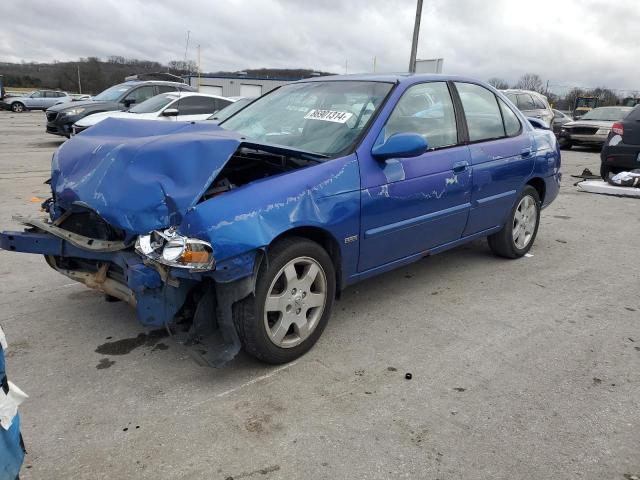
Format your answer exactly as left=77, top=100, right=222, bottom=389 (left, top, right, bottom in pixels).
left=558, top=106, right=633, bottom=149
left=2, top=90, right=71, bottom=112
left=502, top=89, right=554, bottom=127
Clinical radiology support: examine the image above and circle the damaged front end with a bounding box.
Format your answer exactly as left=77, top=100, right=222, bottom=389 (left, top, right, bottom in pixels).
left=1, top=117, right=359, bottom=366
left=1, top=212, right=257, bottom=367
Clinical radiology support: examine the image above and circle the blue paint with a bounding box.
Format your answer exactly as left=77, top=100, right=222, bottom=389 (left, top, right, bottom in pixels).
left=371, top=132, right=429, bottom=160
left=1, top=74, right=561, bottom=342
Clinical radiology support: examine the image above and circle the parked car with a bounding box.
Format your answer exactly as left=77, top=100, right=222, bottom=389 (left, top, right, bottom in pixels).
left=600, top=105, right=640, bottom=179
left=558, top=106, right=633, bottom=149
left=0, top=74, right=561, bottom=365
left=45, top=80, right=195, bottom=137
left=0, top=90, right=71, bottom=112
left=502, top=89, right=554, bottom=127
left=207, top=96, right=255, bottom=123
left=72, top=92, right=234, bottom=134
left=551, top=109, right=572, bottom=135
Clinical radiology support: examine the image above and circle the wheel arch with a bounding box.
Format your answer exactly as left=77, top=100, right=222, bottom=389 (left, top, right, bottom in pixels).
left=526, top=176, right=546, bottom=204
left=269, top=226, right=344, bottom=297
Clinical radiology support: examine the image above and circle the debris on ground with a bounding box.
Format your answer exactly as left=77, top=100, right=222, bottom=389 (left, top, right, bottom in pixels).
left=577, top=179, right=640, bottom=198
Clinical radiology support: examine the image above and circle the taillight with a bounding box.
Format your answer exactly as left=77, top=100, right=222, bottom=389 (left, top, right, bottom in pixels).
left=611, top=122, right=624, bottom=135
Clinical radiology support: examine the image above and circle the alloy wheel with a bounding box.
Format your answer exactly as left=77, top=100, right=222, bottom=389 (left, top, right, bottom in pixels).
left=263, top=256, right=327, bottom=348
left=512, top=195, right=538, bottom=249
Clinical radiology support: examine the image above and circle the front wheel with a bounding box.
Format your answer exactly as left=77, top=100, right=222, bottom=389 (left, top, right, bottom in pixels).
left=233, top=237, right=335, bottom=364
left=11, top=102, right=25, bottom=113
left=488, top=186, right=541, bottom=259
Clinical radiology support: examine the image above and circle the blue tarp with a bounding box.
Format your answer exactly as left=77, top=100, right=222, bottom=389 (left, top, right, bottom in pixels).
left=0, top=333, right=24, bottom=480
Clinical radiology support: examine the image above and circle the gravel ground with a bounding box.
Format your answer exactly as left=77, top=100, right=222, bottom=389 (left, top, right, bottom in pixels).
left=0, top=111, right=638, bottom=480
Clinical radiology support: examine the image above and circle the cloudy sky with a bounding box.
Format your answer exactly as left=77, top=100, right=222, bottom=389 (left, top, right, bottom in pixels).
left=1, top=0, right=638, bottom=93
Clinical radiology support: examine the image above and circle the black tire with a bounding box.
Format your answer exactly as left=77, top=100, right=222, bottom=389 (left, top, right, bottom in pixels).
left=11, top=102, right=25, bottom=113
left=233, top=236, right=336, bottom=364
left=559, top=139, right=572, bottom=150
left=600, top=163, right=610, bottom=181
left=488, top=186, right=541, bottom=259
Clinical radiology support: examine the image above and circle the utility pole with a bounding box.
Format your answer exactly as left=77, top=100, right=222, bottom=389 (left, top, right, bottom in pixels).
left=373, top=56, right=377, bottom=72
left=408, top=0, right=424, bottom=73
left=77, top=65, right=82, bottom=94
left=197, top=44, right=201, bottom=91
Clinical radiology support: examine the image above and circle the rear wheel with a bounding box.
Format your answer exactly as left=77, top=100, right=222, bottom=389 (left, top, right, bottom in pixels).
left=488, top=186, right=541, bottom=259
left=233, top=237, right=335, bottom=364
left=11, top=102, right=25, bottom=113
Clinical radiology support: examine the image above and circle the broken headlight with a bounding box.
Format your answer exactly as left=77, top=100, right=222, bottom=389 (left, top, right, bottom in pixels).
left=135, top=229, right=215, bottom=271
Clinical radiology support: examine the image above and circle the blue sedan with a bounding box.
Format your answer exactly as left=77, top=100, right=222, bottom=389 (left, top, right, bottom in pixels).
left=0, top=74, right=561, bottom=365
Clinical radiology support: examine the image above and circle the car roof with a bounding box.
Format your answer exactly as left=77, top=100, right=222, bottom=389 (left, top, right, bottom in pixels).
left=161, top=92, right=231, bottom=101
left=299, top=73, right=494, bottom=86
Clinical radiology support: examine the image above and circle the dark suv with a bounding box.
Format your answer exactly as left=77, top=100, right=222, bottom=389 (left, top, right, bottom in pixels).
left=600, top=105, right=640, bottom=179
left=45, top=80, right=195, bottom=137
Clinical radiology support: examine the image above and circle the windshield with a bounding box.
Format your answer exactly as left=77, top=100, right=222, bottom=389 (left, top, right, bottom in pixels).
left=92, top=83, right=131, bottom=102
left=580, top=107, right=631, bottom=121
left=221, top=81, right=393, bottom=156
left=208, top=97, right=253, bottom=122
left=129, top=93, right=176, bottom=113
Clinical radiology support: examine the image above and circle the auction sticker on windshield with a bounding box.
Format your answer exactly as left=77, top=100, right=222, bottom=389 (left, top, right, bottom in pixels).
left=304, top=109, right=353, bottom=123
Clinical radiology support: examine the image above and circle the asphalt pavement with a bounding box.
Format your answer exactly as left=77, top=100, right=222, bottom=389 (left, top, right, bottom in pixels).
left=0, top=111, right=638, bottom=480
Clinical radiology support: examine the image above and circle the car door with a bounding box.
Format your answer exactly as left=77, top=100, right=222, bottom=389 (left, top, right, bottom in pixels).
left=122, top=85, right=156, bottom=108
left=358, top=81, right=472, bottom=272
left=43, top=91, right=59, bottom=109
left=25, top=91, right=44, bottom=109
left=453, top=82, right=534, bottom=236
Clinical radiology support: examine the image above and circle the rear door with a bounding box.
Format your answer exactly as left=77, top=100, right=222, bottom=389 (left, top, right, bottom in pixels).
left=358, top=81, right=472, bottom=271
left=453, top=82, right=534, bottom=235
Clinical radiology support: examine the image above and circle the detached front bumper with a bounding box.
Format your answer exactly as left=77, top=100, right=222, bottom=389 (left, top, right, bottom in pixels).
left=1, top=218, right=257, bottom=366
left=0, top=227, right=189, bottom=327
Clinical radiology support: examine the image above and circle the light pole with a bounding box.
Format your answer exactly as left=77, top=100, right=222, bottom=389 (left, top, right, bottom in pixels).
left=408, top=0, right=424, bottom=73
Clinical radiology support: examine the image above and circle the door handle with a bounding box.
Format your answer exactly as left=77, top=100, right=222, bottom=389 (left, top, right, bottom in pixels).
left=452, top=161, right=469, bottom=173
left=521, top=147, right=533, bottom=157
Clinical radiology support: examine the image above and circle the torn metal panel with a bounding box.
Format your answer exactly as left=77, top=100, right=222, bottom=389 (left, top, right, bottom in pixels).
left=182, top=154, right=361, bottom=279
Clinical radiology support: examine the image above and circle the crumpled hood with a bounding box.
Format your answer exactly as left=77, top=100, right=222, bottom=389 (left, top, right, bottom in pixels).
left=51, top=117, right=243, bottom=234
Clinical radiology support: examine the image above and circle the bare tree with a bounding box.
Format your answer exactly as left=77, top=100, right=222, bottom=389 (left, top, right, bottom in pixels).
left=487, top=77, right=509, bottom=90
left=515, top=73, right=544, bottom=93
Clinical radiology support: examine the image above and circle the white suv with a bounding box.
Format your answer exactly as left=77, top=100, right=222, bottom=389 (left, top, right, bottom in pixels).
left=3, top=90, right=71, bottom=112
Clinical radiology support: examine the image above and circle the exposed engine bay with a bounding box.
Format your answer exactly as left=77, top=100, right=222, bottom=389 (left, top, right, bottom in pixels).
left=200, top=147, right=319, bottom=201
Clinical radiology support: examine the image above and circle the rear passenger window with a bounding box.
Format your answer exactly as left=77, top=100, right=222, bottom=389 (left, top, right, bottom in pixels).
left=157, top=85, right=179, bottom=94
left=499, top=98, right=521, bottom=137
left=455, top=82, right=504, bottom=142
left=532, top=96, right=547, bottom=109
left=517, top=94, right=535, bottom=110
left=384, top=82, right=457, bottom=149
left=175, top=96, right=217, bottom=115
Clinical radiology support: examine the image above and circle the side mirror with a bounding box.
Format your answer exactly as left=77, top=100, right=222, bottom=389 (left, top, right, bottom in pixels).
left=527, top=117, right=550, bottom=130
left=123, top=98, right=136, bottom=108
left=371, top=133, right=429, bottom=161
left=162, top=108, right=179, bottom=117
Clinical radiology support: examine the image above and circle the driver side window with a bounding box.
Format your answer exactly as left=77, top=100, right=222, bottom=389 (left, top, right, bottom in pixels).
left=124, top=86, right=156, bottom=104
left=384, top=82, right=458, bottom=150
